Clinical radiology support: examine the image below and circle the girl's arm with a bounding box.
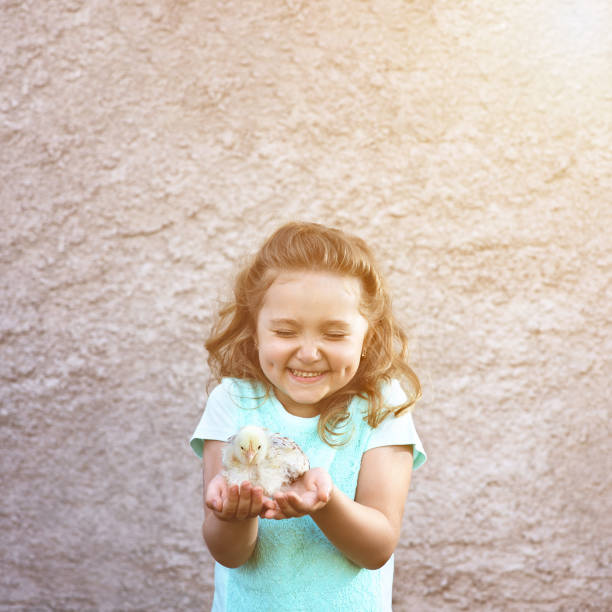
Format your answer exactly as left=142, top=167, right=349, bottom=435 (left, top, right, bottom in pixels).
left=269, top=444, right=413, bottom=570
left=201, top=440, right=271, bottom=568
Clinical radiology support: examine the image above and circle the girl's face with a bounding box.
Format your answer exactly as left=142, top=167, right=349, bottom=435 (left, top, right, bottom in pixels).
left=255, top=270, right=369, bottom=418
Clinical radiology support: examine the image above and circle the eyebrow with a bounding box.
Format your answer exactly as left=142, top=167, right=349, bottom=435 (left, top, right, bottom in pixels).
left=269, top=318, right=351, bottom=329
left=322, top=320, right=351, bottom=329
left=269, top=318, right=298, bottom=326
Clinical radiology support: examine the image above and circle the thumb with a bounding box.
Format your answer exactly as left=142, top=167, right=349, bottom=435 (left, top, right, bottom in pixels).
left=312, top=471, right=332, bottom=502
left=206, top=475, right=228, bottom=509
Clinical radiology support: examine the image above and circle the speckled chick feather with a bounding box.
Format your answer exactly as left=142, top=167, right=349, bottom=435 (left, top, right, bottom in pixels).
left=222, top=425, right=310, bottom=496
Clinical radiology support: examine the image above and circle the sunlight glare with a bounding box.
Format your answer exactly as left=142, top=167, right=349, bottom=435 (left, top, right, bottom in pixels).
left=549, top=0, right=611, bottom=56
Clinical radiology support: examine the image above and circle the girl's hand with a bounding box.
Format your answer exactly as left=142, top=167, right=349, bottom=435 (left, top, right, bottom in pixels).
left=206, top=474, right=275, bottom=521
left=261, top=467, right=333, bottom=520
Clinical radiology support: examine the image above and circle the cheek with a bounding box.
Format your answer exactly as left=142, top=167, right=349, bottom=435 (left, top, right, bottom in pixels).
left=332, top=344, right=363, bottom=367
left=258, top=340, right=287, bottom=364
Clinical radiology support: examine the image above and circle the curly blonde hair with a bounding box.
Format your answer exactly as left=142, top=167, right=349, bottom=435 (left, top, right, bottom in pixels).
left=205, top=221, right=421, bottom=446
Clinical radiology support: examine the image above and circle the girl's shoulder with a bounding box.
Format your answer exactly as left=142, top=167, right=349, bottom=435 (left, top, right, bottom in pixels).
left=380, top=378, right=409, bottom=406
left=349, top=378, right=408, bottom=415
left=215, top=377, right=267, bottom=403
left=365, top=378, right=427, bottom=469
left=189, top=378, right=268, bottom=458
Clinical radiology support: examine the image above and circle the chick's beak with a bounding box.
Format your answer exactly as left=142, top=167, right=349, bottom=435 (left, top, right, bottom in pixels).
left=245, top=442, right=256, bottom=464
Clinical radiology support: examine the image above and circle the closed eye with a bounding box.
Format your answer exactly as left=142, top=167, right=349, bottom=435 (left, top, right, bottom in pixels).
left=273, top=330, right=296, bottom=337
left=325, top=332, right=348, bottom=340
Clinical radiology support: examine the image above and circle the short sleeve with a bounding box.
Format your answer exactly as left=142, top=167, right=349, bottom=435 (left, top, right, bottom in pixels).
left=366, top=379, right=427, bottom=470
left=189, top=379, right=239, bottom=458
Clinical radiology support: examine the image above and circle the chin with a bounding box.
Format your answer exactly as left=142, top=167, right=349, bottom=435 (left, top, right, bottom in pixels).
left=293, top=393, right=325, bottom=406
left=284, top=386, right=320, bottom=401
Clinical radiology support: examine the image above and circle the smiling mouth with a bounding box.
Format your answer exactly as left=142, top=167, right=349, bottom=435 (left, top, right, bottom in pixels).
left=289, top=368, right=325, bottom=378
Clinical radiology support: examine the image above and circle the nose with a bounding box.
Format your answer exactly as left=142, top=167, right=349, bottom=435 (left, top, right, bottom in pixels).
left=296, top=338, right=320, bottom=362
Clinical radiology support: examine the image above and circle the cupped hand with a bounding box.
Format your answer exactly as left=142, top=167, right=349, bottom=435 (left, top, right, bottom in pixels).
left=205, top=474, right=276, bottom=521
left=261, top=467, right=333, bottom=520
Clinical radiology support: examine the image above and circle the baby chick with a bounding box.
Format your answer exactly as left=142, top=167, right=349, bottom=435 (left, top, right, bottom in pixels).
left=222, top=425, right=310, bottom=496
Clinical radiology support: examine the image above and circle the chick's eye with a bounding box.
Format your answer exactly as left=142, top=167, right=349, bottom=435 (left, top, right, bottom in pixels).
left=240, top=445, right=245, bottom=451
left=257, top=445, right=261, bottom=450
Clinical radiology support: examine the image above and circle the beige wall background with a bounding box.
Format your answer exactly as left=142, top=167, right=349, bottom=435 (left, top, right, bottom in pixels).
left=2, top=1, right=610, bottom=610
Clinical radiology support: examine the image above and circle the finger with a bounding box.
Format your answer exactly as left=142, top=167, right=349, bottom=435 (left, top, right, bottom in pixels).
left=287, top=491, right=316, bottom=514
left=260, top=506, right=282, bottom=519
left=249, top=487, right=264, bottom=516
left=286, top=488, right=329, bottom=515
left=263, top=505, right=288, bottom=520
left=275, top=493, right=303, bottom=518
left=314, top=482, right=331, bottom=504
left=260, top=498, right=279, bottom=519
left=284, top=491, right=303, bottom=508
left=220, top=484, right=240, bottom=517
left=272, top=493, right=290, bottom=516
left=205, top=486, right=220, bottom=511
left=235, top=482, right=253, bottom=520
left=210, top=488, right=229, bottom=513
left=261, top=495, right=276, bottom=509
left=307, top=469, right=332, bottom=504
left=205, top=476, right=226, bottom=511
left=310, top=469, right=332, bottom=493
left=206, top=495, right=223, bottom=512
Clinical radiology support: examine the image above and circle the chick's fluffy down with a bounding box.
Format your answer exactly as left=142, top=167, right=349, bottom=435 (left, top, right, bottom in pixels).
left=222, top=425, right=310, bottom=496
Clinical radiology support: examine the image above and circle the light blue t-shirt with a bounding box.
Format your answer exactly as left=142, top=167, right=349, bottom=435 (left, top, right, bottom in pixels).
left=191, top=378, right=426, bottom=612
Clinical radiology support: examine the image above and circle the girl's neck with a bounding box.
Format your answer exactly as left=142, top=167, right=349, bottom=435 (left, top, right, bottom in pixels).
left=273, top=388, right=321, bottom=419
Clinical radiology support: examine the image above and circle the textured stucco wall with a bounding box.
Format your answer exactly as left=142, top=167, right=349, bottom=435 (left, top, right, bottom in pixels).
left=1, top=1, right=611, bottom=610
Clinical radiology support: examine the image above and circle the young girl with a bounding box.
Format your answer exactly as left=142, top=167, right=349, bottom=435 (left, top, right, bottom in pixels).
left=190, top=221, right=426, bottom=611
